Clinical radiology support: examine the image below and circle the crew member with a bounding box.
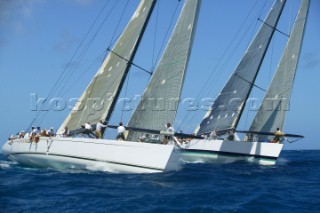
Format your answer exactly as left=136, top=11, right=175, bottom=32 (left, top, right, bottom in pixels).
left=163, top=123, right=174, bottom=144
left=96, top=120, right=107, bottom=139
left=273, top=128, right=283, bottom=143
left=116, top=122, right=126, bottom=141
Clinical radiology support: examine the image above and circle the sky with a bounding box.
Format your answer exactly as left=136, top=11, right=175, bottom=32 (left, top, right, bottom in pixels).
left=0, top=0, right=319, bottom=150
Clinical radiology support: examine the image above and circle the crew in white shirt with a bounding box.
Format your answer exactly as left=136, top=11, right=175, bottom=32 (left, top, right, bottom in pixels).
left=46, top=127, right=55, bottom=137
left=116, top=122, right=126, bottom=141
left=82, top=122, right=93, bottom=138
left=163, top=123, right=174, bottom=144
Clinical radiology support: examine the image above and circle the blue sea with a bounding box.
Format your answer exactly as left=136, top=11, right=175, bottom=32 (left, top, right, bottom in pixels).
left=1, top=150, right=319, bottom=213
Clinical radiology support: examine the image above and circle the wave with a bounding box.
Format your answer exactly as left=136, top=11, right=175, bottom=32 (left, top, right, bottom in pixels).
left=0, top=159, right=17, bottom=169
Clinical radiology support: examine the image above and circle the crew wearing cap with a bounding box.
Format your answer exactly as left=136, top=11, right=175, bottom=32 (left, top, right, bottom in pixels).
left=19, top=130, right=25, bottom=139
left=47, top=127, right=55, bottom=137
left=36, top=127, right=41, bottom=135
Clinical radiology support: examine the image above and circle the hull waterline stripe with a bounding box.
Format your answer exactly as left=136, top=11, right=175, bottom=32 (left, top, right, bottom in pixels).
left=182, top=149, right=278, bottom=160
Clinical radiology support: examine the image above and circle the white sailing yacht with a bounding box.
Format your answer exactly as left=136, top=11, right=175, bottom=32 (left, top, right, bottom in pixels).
left=2, top=0, right=201, bottom=173
left=119, top=0, right=308, bottom=166
left=180, top=0, right=309, bottom=165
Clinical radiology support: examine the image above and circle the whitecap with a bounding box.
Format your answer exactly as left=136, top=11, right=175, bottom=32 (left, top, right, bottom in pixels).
left=85, top=162, right=120, bottom=173
left=0, top=162, right=10, bottom=168
left=0, top=160, right=17, bottom=169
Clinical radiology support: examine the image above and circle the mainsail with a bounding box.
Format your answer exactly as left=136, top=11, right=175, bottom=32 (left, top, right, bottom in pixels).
left=248, top=0, right=310, bottom=141
left=58, top=0, right=157, bottom=134
left=195, top=0, right=286, bottom=136
left=126, top=0, right=201, bottom=141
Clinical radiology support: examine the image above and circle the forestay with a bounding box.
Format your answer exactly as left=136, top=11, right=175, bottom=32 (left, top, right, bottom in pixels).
left=126, top=0, right=201, bottom=141
left=195, top=0, right=286, bottom=136
left=58, top=0, right=157, bottom=134
left=248, top=0, right=310, bottom=141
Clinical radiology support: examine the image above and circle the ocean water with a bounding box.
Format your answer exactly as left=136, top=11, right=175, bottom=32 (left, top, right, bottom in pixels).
left=1, top=150, right=319, bottom=213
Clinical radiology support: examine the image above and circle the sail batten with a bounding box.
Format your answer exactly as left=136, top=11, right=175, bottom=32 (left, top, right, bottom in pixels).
left=58, top=0, right=157, bottom=134
left=248, top=0, right=310, bottom=141
left=195, top=0, right=286, bottom=136
left=126, top=0, right=201, bottom=142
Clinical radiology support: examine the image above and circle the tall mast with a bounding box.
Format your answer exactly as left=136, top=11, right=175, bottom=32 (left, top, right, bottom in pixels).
left=126, top=0, right=202, bottom=141
left=248, top=0, right=310, bottom=141
left=195, top=0, right=286, bottom=136
left=58, top=0, right=157, bottom=135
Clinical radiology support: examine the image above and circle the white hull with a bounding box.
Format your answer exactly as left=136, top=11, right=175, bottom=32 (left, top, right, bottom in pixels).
left=180, top=139, right=283, bottom=165
left=2, top=137, right=180, bottom=173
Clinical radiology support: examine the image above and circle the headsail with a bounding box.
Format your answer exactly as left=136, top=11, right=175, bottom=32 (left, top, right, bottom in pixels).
left=126, top=0, right=201, bottom=142
left=195, top=0, right=286, bottom=136
left=58, top=0, right=157, bottom=134
left=248, top=0, right=310, bottom=141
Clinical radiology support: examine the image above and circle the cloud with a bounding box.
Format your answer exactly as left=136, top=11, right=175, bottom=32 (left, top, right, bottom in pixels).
left=0, top=0, right=94, bottom=48
left=0, top=0, right=42, bottom=46
left=0, top=0, right=47, bottom=36
left=0, top=0, right=45, bottom=25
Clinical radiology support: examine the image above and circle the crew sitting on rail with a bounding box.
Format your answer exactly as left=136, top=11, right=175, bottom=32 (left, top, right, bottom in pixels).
left=62, top=127, right=70, bottom=137
left=24, top=132, right=30, bottom=140
left=41, top=129, right=49, bottom=137
left=9, top=134, right=17, bottom=140
left=227, top=129, right=235, bottom=141
left=18, top=130, right=25, bottom=139
left=30, top=127, right=37, bottom=142
left=272, top=128, right=284, bottom=143
left=47, top=127, right=55, bottom=137
left=36, top=126, right=42, bottom=135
